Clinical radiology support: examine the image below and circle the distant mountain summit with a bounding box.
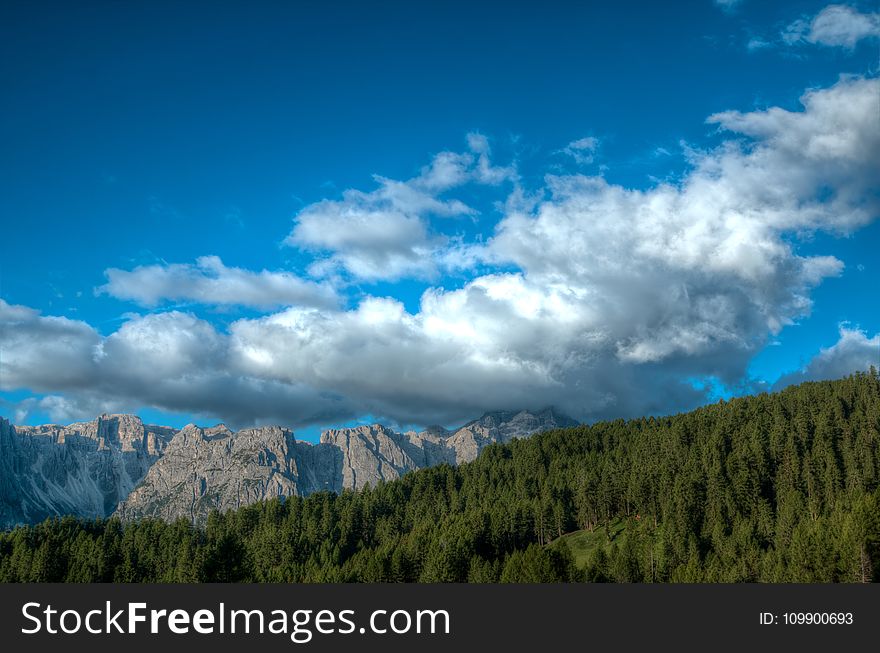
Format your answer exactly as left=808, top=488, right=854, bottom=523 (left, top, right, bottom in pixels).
left=1, top=408, right=576, bottom=527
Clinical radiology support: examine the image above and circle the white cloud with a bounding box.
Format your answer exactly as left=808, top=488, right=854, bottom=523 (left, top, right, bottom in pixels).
left=2, top=77, right=878, bottom=429
left=0, top=300, right=101, bottom=391
left=98, top=256, right=339, bottom=310
left=0, top=300, right=355, bottom=426
left=783, top=4, right=880, bottom=48
left=561, top=137, right=599, bottom=164
left=774, top=326, right=880, bottom=389
left=467, top=133, right=517, bottom=184
left=490, top=78, right=879, bottom=363
left=290, top=188, right=447, bottom=281
left=703, top=77, right=879, bottom=234
left=715, top=0, right=743, bottom=10
left=285, top=134, right=515, bottom=281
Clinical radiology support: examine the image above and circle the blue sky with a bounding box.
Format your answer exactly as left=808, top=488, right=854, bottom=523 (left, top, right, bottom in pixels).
left=1, top=0, right=878, bottom=438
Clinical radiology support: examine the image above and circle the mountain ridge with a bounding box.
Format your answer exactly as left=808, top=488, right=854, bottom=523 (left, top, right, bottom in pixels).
left=0, top=407, right=576, bottom=527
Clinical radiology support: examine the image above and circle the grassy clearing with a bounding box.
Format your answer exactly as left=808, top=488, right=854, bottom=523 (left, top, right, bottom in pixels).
left=548, top=518, right=626, bottom=568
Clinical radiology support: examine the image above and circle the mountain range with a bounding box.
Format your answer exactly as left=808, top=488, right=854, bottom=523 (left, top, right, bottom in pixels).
left=0, top=408, right=576, bottom=527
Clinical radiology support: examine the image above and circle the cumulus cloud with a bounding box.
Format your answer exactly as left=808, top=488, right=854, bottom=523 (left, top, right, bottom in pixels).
left=702, top=77, right=879, bottom=234
left=2, top=77, right=878, bottom=429
left=1, top=300, right=355, bottom=426
left=97, top=256, right=339, bottom=310
left=489, top=77, right=878, bottom=364
left=783, top=4, right=880, bottom=48
left=773, top=326, right=880, bottom=389
left=285, top=134, right=515, bottom=281
left=0, top=300, right=101, bottom=391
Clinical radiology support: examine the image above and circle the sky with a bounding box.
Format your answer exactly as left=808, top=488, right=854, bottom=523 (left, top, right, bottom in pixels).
left=1, top=0, right=878, bottom=439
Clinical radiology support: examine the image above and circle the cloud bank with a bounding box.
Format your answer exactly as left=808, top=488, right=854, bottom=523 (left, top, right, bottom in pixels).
left=2, top=77, right=878, bottom=428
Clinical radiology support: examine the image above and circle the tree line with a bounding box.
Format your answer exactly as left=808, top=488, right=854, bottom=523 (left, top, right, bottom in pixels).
left=1, top=371, right=878, bottom=582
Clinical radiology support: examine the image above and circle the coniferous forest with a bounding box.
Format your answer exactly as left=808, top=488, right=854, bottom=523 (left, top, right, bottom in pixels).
left=1, top=372, right=878, bottom=583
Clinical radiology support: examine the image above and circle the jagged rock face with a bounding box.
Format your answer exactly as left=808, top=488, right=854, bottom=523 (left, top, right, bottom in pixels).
left=319, top=425, right=428, bottom=490
left=3, top=408, right=576, bottom=525
left=116, top=424, right=333, bottom=522
left=0, top=414, right=176, bottom=528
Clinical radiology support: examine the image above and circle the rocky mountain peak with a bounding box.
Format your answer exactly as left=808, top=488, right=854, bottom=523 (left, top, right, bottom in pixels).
left=319, top=423, right=396, bottom=444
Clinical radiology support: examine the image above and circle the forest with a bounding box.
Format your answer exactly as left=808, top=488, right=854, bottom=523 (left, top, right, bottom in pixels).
left=0, top=371, right=878, bottom=583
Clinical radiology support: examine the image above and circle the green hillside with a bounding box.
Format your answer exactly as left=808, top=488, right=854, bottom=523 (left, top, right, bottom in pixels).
left=1, top=371, right=878, bottom=583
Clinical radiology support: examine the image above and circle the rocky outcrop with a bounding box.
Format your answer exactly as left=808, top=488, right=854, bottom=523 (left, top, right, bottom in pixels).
left=3, top=408, right=577, bottom=526
left=319, top=424, right=434, bottom=490
left=0, top=414, right=175, bottom=528
left=116, top=424, right=343, bottom=521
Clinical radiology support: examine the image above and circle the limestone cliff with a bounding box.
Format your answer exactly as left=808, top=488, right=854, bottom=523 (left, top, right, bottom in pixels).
left=0, top=414, right=175, bottom=528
